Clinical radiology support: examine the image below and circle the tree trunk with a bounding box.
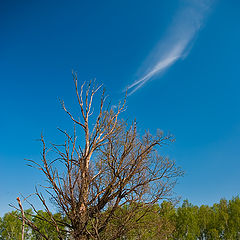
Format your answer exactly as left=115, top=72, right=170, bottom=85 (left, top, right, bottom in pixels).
left=74, top=235, right=88, bottom=240
left=72, top=203, right=89, bottom=240
left=73, top=225, right=89, bottom=240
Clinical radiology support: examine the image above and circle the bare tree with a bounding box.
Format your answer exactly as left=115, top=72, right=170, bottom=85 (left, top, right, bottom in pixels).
left=14, top=73, right=183, bottom=240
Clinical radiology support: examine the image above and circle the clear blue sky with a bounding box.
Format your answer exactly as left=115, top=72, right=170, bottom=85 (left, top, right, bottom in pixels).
left=1, top=0, right=240, bottom=215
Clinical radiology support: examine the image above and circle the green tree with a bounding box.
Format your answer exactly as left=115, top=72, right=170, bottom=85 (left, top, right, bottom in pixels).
left=0, top=210, right=32, bottom=240
left=32, top=210, right=66, bottom=239
left=101, top=202, right=176, bottom=240
left=174, top=200, right=199, bottom=240
left=225, top=196, right=240, bottom=239
left=125, top=204, right=161, bottom=240
left=213, top=199, right=229, bottom=239
left=197, top=205, right=213, bottom=240
left=157, top=201, right=176, bottom=240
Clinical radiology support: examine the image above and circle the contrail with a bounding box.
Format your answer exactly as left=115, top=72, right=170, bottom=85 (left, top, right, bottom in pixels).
left=126, top=0, right=215, bottom=95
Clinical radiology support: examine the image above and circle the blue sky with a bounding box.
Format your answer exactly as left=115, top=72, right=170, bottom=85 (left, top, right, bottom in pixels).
left=1, top=0, right=240, bottom=215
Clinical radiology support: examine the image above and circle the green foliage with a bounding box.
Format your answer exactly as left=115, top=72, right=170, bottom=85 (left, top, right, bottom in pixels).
left=125, top=204, right=161, bottom=240
left=197, top=204, right=213, bottom=240
left=157, top=201, right=176, bottom=239
left=0, top=209, right=66, bottom=240
left=32, top=210, right=66, bottom=239
left=0, top=210, right=32, bottom=240
left=225, top=196, right=240, bottom=239
left=1, top=196, right=240, bottom=239
left=174, top=200, right=200, bottom=240
left=173, top=197, right=240, bottom=240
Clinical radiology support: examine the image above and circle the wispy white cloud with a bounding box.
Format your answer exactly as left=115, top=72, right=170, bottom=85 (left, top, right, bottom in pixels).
left=126, top=0, right=215, bottom=95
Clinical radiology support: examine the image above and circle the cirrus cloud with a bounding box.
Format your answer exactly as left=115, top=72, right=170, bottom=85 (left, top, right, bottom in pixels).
left=126, top=0, right=215, bottom=95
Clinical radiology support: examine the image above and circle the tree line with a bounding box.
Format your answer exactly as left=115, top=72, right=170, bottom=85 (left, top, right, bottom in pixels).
left=1, top=196, right=240, bottom=239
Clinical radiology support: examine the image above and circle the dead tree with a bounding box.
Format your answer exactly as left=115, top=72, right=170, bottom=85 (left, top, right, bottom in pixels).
left=15, top=73, right=183, bottom=240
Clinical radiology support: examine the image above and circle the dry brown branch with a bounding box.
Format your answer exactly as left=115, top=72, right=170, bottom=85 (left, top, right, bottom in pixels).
left=16, top=197, right=25, bottom=240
